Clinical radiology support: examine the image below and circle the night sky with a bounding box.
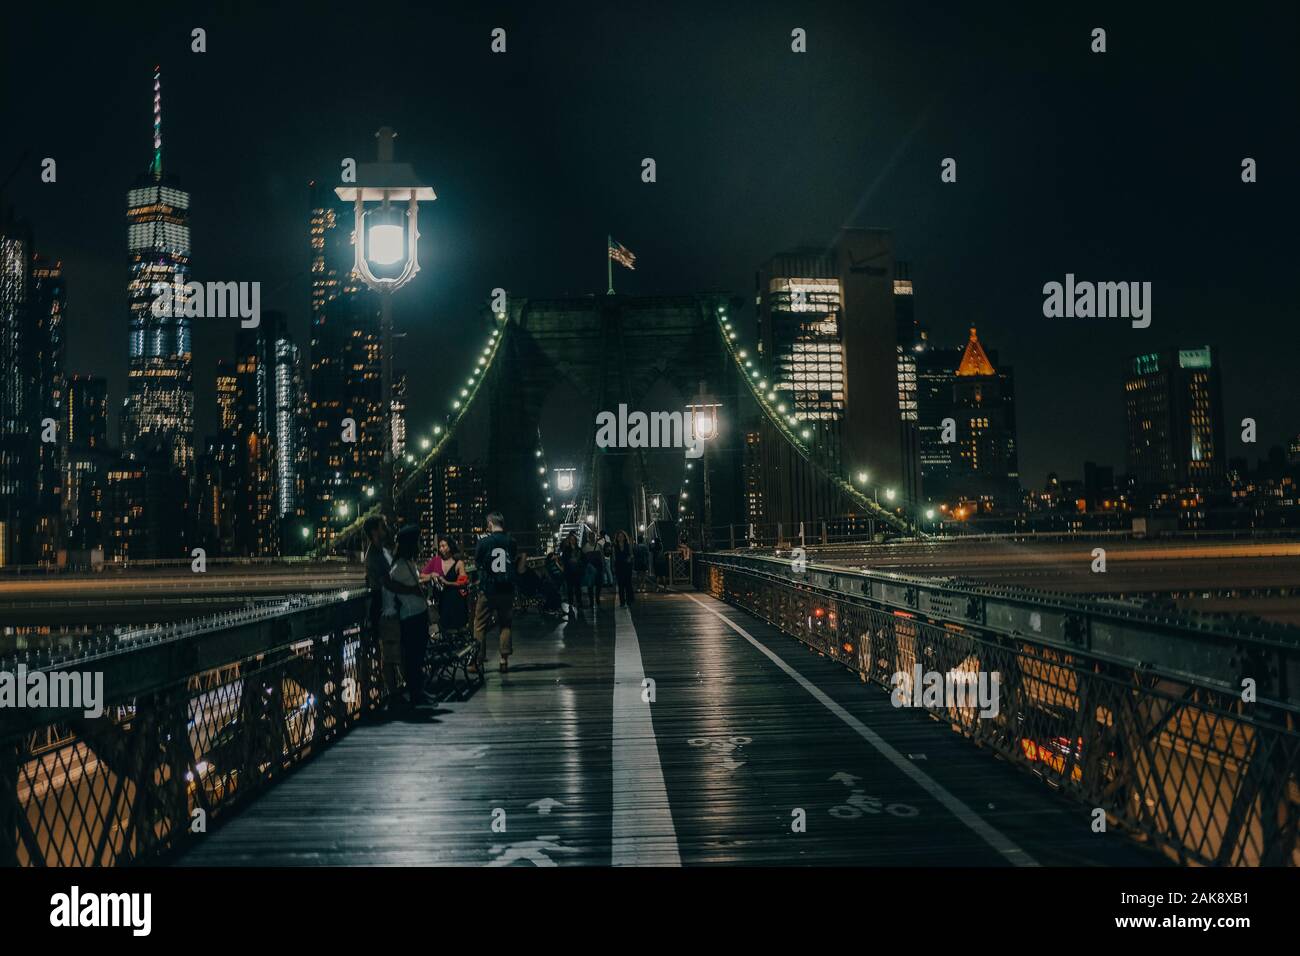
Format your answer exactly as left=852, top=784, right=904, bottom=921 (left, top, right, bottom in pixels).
left=5, top=1, right=1298, bottom=486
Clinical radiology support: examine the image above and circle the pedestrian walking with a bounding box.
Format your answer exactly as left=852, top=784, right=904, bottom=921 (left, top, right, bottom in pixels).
left=584, top=535, right=606, bottom=609
left=473, top=512, right=517, bottom=673
left=614, top=530, right=635, bottom=606
left=633, top=533, right=651, bottom=593
left=560, top=531, right=584, bottom=619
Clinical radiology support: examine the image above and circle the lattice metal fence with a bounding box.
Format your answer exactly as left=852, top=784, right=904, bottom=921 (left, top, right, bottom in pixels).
left=1, top=593, right=376, bottom=867
left=699, top=559, right=1300, bottom=867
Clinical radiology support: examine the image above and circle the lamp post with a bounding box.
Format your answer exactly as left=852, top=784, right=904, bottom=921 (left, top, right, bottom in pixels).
left=336, top=127, right=435, bottom=510
left=685, top=382, right=722, bottom=547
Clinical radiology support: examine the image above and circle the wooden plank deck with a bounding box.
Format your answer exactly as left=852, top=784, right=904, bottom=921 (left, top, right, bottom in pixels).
left=176, top=592, right=1166, bottom=867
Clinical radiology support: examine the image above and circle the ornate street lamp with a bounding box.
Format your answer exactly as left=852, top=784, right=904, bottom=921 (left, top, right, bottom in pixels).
left=685, top=382, right=722, bottom=446
left=684, top=382, right=722, bottom=547
left=336, top=127, right=435, bottom=507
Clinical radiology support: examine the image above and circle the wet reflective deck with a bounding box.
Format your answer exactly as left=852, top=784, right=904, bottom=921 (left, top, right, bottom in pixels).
left=177, top=593, right=1164, bottom=867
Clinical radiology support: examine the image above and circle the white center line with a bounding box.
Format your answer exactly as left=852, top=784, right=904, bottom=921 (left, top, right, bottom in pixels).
left=611, top=605, right=681, bottom=866
left=685, top=593, right=1039, bottom=867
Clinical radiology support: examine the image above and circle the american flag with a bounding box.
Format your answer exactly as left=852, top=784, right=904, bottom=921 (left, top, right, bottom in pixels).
left=608, top=237, right=636, bottom=270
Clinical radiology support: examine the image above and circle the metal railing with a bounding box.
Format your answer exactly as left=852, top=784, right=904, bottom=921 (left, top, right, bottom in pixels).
left=0, top=556, right=356, bottom=577
left=695, top=552, right=1300, bottom=866
left=709, top=519, right=1300, bottom=549
left=1, top=589, right=378, bottom=866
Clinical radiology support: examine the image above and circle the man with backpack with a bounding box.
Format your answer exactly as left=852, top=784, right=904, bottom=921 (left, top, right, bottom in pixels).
left=473, top=511, right=517, bottom=673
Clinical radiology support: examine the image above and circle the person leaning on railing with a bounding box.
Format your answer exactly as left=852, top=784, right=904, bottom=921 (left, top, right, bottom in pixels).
left=387, top=524, right=435, bottom=713
left=363, top=515, right=423, bottom=713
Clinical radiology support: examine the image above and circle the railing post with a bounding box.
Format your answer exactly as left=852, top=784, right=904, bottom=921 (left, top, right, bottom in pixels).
left=776, top=522, right=783, bottom=548
left=729, top=524, right=735, bottom=550
left=0, top=738, right=17, bottom=867
left=821, top=520, right=828, bottom=545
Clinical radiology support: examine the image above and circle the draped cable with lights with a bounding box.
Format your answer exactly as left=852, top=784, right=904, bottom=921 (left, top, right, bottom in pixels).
left=710, top=301, right=916, bottom=536
left=324, top=320, right=509, bottom=552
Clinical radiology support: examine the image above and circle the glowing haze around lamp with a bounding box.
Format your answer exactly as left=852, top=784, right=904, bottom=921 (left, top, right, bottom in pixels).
left=556, top=469, right=575, bottom=493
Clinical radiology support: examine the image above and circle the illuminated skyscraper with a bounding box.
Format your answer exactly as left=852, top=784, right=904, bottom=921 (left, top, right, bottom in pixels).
left=121, top=67, right=194, bottom=473
left=0, top=210, right=34, bottom=564
left=307, top=181, right=372, bottom=546
left=65, top=375, right=108, bottom=450
left=756, top=252, right=845, bottom=424
left=264, top=312, right=307, bottom=522
left=755, top=229, right=918, bottom=510
left=1124, top=347, right=1226, bottom=488
left=916, top=327, right=1019, bottom=505
left=31, top=256, right=66, bottom=511
left=62, top=375, right=111, bottom=544
left=391, top=369, right=407, bottom=461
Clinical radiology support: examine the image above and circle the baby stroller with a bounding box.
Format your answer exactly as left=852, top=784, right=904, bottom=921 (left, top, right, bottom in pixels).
left=514, top=562, right=543, bottom=613
left=539, top=558, right=565, bottom=618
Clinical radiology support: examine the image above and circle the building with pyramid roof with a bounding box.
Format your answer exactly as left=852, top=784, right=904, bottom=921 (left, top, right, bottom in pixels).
left=916, top=326, right=1019, bottom=507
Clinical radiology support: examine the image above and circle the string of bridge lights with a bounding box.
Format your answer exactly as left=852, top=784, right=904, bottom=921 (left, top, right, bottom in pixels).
left=333, top=324, right=506, bottom=538
left=711, top=301, right=907, bottom=527
left=399, top=323, right=506, bottom=492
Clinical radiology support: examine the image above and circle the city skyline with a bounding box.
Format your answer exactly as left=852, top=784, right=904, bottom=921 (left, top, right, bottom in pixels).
left=4, top=2, right=1297, bottom=487
left=4, top=0, right=1300, bottom=906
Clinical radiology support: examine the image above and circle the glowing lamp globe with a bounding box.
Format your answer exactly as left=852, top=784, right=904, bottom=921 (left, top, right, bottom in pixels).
left=367, top=224, right=405, bottom=265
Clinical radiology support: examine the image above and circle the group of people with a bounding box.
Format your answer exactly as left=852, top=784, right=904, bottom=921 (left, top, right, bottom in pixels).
left=553, top=530, right=665, bottom=618
left=362, top=511, right=690, bottom=712
left=363, top=511, right=517, bottom=714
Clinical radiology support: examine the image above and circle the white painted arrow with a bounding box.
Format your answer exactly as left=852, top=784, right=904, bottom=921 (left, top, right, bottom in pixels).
left=721, top=757, right=746, bottom=772
left=830, top=771, right=861, bottom=787
left=528, top=797, right=566, bottom=816
left=486, top=835, right=577, bottom=867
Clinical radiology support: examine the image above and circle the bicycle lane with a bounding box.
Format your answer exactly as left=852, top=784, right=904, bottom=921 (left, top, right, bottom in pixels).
left=629, top=592, right=1038, bottom=866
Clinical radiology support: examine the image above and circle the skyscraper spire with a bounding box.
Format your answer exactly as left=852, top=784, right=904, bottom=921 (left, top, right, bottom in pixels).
left=151, top=65, right=162, bottom=181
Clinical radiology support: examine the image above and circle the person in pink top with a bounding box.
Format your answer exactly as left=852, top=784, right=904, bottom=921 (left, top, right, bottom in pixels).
left=421, top=537, right=469, bottom=641
left=420, top=538, right=453, bottom=583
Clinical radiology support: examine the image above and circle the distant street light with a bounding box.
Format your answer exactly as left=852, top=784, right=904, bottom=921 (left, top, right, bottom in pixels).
left=686, top=382, right=721, bottom=445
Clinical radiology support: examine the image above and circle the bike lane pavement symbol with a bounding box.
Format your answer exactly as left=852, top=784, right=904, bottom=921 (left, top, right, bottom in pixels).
left=827, top=771, right=920, bottom=820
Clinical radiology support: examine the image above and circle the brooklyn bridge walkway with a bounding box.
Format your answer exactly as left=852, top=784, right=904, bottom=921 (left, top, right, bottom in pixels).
left=176, top=592, right=1162, bottom=867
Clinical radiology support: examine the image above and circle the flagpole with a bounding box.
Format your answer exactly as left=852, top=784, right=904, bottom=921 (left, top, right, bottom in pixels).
left=607, top=234, right=614, bottom=295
